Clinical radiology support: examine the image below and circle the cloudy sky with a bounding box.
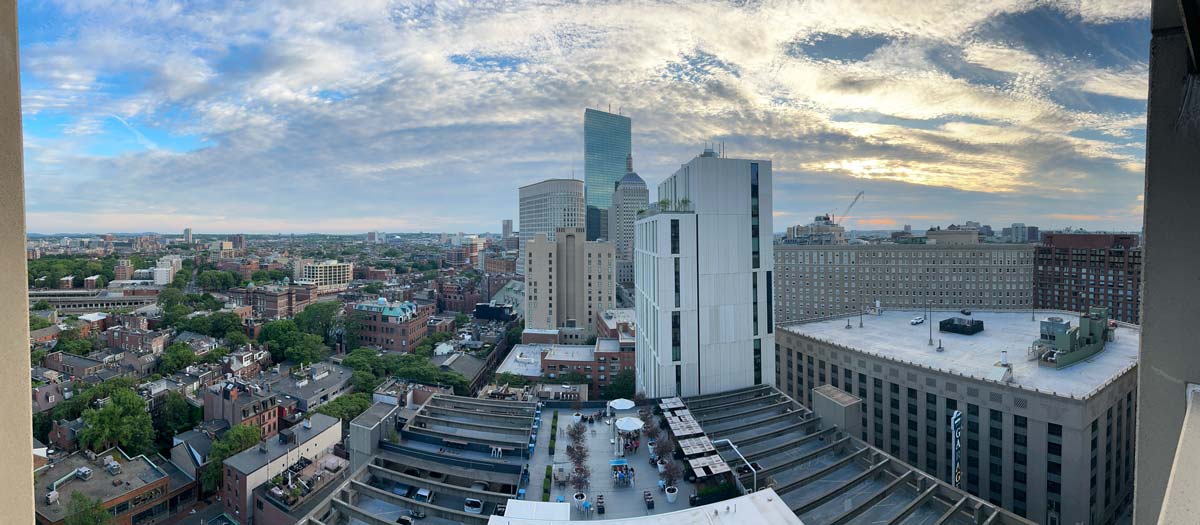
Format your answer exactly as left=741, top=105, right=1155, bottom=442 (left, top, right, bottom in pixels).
left=20, top=0, right=1149, bottom=234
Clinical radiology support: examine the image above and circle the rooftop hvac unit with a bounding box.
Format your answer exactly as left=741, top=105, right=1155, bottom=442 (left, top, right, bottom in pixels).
left=75, top=467, right=93, bottom=481
left=45, top=491, right=59, bottom=505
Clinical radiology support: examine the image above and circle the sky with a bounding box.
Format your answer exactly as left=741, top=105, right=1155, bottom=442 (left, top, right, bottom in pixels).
left=19, top=0, right=1150, bottom=235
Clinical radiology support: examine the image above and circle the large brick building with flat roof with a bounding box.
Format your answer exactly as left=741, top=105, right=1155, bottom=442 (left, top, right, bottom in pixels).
left=1034, top=233, right=1141, bottom=323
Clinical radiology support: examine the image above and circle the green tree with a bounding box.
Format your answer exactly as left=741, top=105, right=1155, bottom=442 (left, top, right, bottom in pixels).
left=314, top=393, right=372, bottom=422
left=259, top=319, right=302, bottom=361
left=294, top=301, right=342, bottom=344
left=157, top=287, right=185, bottom=308
left=557, top=371, right=589, bottom=384
left=197, top=346, right=230, bottom=365
left=495, top=372, right=530, bottom=387
left=505, top=320, right=524, bottom=346
left=162, top=304, right=193, bottom=328
left=63, top=491, right=114, bottom=525
left=54, top=329, right=99, bottom=356
left=360, top=282, right=383, bottom=295
left=351, top=370, right=381, bottom=393
left=159, top=342, right=196, bottom=375
left=225, top=329, right=250, bottom=347
left=154, top=391, right=200, bottom=447
left=201, top=424, right=262, bottom=492
left=196, top=270, right=240, bottom=291
left=454, top=313, right=471, bottom=328
left=285, top=334, right=329, bottom=364
left=30, top=316, right=53, bottom=331
left=604, top=369, right=636, bottom=400
left=342, top=348, right=383, bottom=376
left=77, top=388, right=155, bottom=455
left=31, top=299, right=53, bottom=311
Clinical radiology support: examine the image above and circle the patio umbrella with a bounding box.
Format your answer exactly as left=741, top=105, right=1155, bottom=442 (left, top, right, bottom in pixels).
left=616, top=417, right=643, bottom=432
left=615, top=416, right=644, bottom=456
left=607, top=398, right=635, bottom=417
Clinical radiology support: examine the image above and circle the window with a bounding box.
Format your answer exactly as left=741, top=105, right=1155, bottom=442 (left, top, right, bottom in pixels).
left=671, top=311, right=681, bottom=361
left=753, top=339, right=762, bottom=385
left=750, top=163, right=760, bottom=269
left=670, top=219, right=680, bottom=255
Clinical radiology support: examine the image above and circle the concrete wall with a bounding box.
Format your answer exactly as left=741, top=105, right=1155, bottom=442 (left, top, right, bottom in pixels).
left=0, top=1, right=35, bottom=521
left=1134, top=1, right=1200, bottom=522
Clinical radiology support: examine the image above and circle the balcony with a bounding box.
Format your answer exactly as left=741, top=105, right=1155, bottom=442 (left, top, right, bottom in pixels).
left=635, top=200, right=694, bottom=219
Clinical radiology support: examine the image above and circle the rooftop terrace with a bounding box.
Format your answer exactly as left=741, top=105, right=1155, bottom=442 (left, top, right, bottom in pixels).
left=781, top=309, right=1139, bottom=399
left=35, top=448, right=167, bottom=523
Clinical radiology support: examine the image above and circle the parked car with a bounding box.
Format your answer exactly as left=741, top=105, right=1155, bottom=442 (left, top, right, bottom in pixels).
left=910, top=316, right=925, bottom=325
left=413, top=488, right=434, bottom=503
left=960, top=309, right=972, bottom=315
left=396, top=517, right=414, bottom=525
left=465, top=498, right=484, bottom=514
left=398, top=508, right=425, bottom=519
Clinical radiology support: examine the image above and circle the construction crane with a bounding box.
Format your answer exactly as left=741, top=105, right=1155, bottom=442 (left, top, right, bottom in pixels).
left=831, top=191, right=864, bottom=226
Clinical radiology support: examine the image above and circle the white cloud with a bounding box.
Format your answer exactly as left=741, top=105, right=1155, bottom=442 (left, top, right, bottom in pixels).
left=18, top=0, right=1149, bottom=233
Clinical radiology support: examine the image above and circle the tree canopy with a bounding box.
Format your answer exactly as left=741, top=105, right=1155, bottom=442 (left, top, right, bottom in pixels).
left=159, top=342, right=196, bottom=375
left=494, top=372, right=530, bottom=388
left=196, top=270, right=242, bottom=291
left=603, top=368, right=636, bottom=400
left=63, top=491, right=114, bottom=525
left=154, top=391, right=200, bottom=449
left=201, top=424, right=262, bottom=492
left=54, top=328, right=100, bottom=356
left=314, top=393, right=372, bottom=422
left=293, top=301, right=342, bottom=345
left=342, top=348, right=470, bottom=395
left=77, top=388, right=155, bottom=456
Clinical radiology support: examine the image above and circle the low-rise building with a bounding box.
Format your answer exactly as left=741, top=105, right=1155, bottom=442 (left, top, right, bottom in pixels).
left=497, top=339, right=634, bottom=398
left=35, top=448, right=175, bottom=525
left=350, top=298, right=432, bottom=353
left=220, top=414, right=342, bottom=523
left=227, top=282, right=318, bottom=320
left=266, top=363, right=353, bottom=412
left=44, top=351, right=106, bottom=378
left=103, top=326, right=169, bottom=354
left=204, top=381, right=280, bottom=439
left=430, top=351, right=488, bottom=394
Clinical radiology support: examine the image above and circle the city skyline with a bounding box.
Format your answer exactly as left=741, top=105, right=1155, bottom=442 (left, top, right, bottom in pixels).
left=20, top=1, right=1148, bottom=234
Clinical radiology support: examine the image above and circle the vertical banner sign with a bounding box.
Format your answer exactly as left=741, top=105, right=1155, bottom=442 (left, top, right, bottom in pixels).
left=951, top=410, right=963, bottom=488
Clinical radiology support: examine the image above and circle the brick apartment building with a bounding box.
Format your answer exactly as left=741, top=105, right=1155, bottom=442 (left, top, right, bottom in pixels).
left=204, top=381, right=280, bottom=439
left=437, top=279, right=481, bottom=313
left=227, top=282, right=317, bottom=319
left=484, top=255, right=517, bottom=274
left=1034, top=233, right=1142, bottom=323
left=218, top=259, right=259, bottom=280
left=499, top=338, right=635, bottom=399
left=349, top=298, right=434, bottom=353
left=103, top=326, right=169, bottom=354
left=354, top=266, right=395, bottom=281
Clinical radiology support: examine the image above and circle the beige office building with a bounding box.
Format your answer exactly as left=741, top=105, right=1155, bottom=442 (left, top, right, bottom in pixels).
left=299, top=260, right=353, bottom=294
left=774, top=242, right=1034, bottom=322
left=524, top=227, right=615, bottom=340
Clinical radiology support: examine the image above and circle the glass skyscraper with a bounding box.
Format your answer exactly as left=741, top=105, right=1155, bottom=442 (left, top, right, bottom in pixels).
left=583, top=108, right=631, bottom=241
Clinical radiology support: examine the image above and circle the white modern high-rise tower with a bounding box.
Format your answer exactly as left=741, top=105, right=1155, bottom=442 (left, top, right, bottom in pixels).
left=634, top=148, right=775, bottom=398
left=517, top=178, right=585, bottom=276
